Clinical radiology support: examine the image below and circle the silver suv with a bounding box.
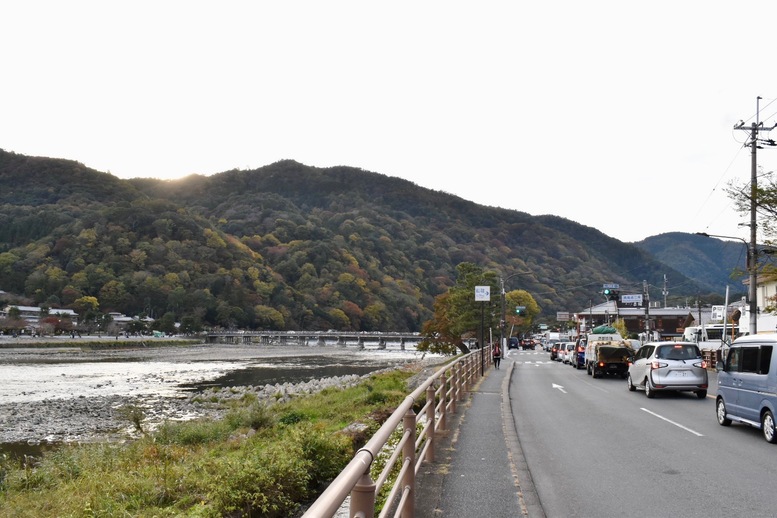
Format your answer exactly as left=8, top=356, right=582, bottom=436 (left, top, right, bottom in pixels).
left=627, top=342, right=708, bottom=398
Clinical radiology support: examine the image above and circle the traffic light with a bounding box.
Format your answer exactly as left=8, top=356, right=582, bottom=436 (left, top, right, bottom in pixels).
left=603, top=289, right=619, bottom=301
left=515, top=305, right=526, bottom=315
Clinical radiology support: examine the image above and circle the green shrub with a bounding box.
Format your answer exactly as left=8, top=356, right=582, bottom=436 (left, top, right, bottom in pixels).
left=156, top=419, right=231, bottom=446
left=289, top=422, right=352, bottom=486
left=225, top=402, right=274, bottom=431
left=278, top=410, right=306, bottom=425
left=205, top=441, right=309, bottom=517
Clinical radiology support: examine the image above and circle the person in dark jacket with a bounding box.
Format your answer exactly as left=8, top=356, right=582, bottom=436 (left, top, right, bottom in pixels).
left=493, top=342, right=502, bottom=369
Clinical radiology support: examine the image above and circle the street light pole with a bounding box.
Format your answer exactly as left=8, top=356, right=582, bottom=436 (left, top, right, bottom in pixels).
left=695, top=232, right=757, bottom=335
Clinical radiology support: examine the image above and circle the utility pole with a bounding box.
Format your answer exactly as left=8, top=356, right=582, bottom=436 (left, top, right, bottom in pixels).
left=643, top=280, right=650, bottom=341
left=662, top=274, right=668, bottom=308
left=734, top=96, right=777, bottom=335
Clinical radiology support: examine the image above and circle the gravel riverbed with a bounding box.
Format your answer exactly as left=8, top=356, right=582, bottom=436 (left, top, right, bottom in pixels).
left=0, top=340, right=441, bottom=446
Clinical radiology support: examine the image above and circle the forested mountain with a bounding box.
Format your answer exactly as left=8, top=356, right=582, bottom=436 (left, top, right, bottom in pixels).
left=635, top=232, right=749, bottom=297
left=0, top=149, right=721, bottom=332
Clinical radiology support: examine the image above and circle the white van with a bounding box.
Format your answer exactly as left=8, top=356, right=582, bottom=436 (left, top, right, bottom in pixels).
left=716, top=334, right=777, bottom=443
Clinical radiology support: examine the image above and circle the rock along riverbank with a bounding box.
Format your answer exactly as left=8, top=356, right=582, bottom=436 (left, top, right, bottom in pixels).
left=0, top=340, right=444, bottom=446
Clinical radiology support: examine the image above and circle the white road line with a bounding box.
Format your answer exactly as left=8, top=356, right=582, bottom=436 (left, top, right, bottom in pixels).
left=641, top=407, right=704, bottom=436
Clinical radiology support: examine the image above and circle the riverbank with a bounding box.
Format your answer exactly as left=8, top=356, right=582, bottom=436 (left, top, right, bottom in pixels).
left=0, top=364, right=442, bottom=517
left=0, top=342, right=442, bottom=447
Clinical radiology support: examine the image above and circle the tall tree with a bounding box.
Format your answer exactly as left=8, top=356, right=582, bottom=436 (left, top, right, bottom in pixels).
left=419, top=263, right=540, bottom=355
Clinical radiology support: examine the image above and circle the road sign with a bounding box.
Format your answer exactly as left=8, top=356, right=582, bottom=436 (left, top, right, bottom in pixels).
left=475, top=286, right=491, bottom=301
left=556, top=311, right=570, bottom=321
left=602, top=283, right=620, bottom=289
left=621, top=294, right=643, bottom=304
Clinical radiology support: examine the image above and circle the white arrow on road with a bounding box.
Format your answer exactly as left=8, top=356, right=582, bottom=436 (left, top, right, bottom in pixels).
left=552, top=383, right=567, bottom=393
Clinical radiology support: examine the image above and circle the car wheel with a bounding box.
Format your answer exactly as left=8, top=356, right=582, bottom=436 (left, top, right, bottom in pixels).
left=696, top=390, right=707, bottom=399
left=645, top=378, right=655, bottom=398
left=627, top=374, right=636, bottom=392
left=763, top=411, right=777, bottom=444
left=592, top=367, right=599, bottom=379
left=716, top=398, right=731, bottom=426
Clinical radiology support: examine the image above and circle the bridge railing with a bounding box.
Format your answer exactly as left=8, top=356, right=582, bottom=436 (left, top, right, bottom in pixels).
left=303, top=345, right=493, bottom=518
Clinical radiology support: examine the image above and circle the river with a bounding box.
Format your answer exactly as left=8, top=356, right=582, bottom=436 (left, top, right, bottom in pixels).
left=0, top=341, right=428, bottom=459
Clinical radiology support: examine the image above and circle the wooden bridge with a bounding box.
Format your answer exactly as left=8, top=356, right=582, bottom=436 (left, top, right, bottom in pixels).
left=205, top=330, right=423, bottom=350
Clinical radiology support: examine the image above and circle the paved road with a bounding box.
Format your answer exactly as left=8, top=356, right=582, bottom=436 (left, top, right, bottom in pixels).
left=417, top=348, right=777, bottom=518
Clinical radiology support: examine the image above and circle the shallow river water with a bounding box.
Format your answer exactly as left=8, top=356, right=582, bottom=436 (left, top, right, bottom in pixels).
left=0, top=341, right=426, bottom=458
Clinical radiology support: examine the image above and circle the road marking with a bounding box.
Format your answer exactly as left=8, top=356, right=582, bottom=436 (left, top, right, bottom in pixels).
left=552, top=383, right=567, bottom=393
left=641, top=408, right=704, bottom=436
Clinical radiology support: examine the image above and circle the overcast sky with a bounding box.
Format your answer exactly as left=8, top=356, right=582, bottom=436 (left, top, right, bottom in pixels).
left=3, top=1, right=777, bottom=244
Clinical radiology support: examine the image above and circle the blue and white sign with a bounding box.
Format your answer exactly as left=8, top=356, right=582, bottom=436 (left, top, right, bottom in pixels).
left=475, top=286, right=491, bottom=301
left=622, top=294, right=643, bottom=304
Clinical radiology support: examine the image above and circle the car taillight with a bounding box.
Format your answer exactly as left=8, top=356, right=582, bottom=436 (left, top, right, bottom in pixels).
left=693, top=361, right=707, bottom=369
left=650, top=361, right=668, bottom=370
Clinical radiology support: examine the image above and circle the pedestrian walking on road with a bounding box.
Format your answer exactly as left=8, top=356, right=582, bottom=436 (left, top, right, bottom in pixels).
left=493, top=342, right=501, bottom=369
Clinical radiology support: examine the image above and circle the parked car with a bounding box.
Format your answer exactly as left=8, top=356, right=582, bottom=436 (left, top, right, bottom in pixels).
left=716, top=335, right=777, bottom=443
left=570, top=340, right=586, bottom=369
left=560, top=342, right=576, bottom=364
left=627, top=342, right=708, bottom=398
left=550, top=341, right=562, bottom=361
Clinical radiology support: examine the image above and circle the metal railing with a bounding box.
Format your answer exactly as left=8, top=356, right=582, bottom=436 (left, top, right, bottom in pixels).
left=303, top=345, right=493, bottom=518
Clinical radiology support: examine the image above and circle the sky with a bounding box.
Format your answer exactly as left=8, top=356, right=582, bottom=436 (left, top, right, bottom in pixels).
left=3, top=1, right=777, bottom=243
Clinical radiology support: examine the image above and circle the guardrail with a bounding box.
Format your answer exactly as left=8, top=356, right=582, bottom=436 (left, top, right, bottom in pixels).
left=303, top=345, right=493, bottom=518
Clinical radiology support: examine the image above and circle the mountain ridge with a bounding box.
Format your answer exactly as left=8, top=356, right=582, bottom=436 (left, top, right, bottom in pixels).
left=0, top=149, right=736, bottom=332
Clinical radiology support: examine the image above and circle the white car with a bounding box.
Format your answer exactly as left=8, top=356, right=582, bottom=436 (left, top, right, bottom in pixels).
left=560, top=342, right=576, bottom=364
left=627, top=341, right=708, bottom=398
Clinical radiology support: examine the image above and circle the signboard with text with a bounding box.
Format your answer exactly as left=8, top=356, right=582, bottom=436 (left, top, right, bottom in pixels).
left=475, top=286, right=491, bottom=302
left=621, top=294, right=643, bottom=305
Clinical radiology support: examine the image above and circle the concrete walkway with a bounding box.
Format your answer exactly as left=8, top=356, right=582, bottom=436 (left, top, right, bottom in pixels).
left=415, top=352, right=544, bottom=517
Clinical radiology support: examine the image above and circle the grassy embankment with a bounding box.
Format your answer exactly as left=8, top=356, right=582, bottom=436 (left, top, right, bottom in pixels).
left=0, top=365, right=423, bottom=517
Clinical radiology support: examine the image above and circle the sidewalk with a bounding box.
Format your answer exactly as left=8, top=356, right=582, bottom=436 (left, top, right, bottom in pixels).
left=415, top=353, right=544, bottom=517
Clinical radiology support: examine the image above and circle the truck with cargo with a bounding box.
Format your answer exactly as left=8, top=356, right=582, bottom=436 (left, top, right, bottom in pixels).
left=585, top=326, right=634, bottom=379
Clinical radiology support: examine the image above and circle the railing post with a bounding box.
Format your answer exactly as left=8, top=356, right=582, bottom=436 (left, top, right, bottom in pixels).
left=455, top=362, right=464, bottom=402
left=425, top=384, right=436, bottom=462
left=464, top=356, right=472, bottom=392
left=438, top=370, right=447, bottom=431
left=449, top=366, right=457, bottom=414
left=401, top=408, right=416, bottom=518
left=350, top=472, right=376, bottom=518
